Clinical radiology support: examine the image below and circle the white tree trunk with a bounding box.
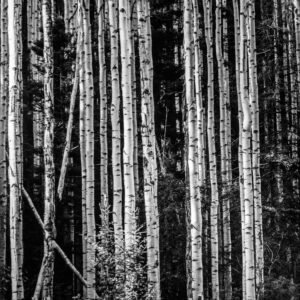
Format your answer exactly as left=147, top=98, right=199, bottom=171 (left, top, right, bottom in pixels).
left=0, top=1, right=8, bottom=297
left=8, top=0, right=24, bottom=298
left=79, top=0, right=96, bottom=298
left=202, top=0, right=220, bottom=297
left=42, top=0, right=55, bottom=298
left=137, top=0, right=161, bottom=298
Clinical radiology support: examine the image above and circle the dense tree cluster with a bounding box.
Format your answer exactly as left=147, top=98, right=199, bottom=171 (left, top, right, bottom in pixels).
left=0, top=0, right=300, bottom=299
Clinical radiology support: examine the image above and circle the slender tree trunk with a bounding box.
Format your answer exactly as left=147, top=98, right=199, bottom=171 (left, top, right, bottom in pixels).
left=128, top=0, right=140, bottom=200
left=184, top=0, right=204, bottom=298
left=96, top=0, right=109, bottom=225
left=42, top=1, right=56, bottom=298
left=0, top=0, right=8, bottom=297
left=8, top=0, right=24, bottom=298
left=77, top=6, right=87, bottom=297
left=240, top=1, right=256, bottom=298
left=233, top=1, right=248, bottom=297
left=222, top=1, right=232, bottom=297
left=246, top=2, right=264, bottom=296
left=79, top=0, right=97, bottom=298
left=202, top=0, right=220, bottom=297
left=108, top=0, right=124, bottom=295
left=16, top=2, right=24, bottom=297
left=119, top=0, right=137, bottom=296
left=216, top=0, right=232, bottom=297
left=57, top=36, right=80, bottom=201
left=137, top=0, right=161, bottom=298
left=274, top=0, right=284, bottom=204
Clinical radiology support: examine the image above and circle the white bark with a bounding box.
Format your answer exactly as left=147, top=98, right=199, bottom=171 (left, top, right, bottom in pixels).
left=0, top=1, right=8, bottom=297
left=42, top=0, right=55, bottom=298
left=203, top=0, right=220, bottom=297
left=137, top=0, right=161, bottom=298
left=8, top=0, right=24, bottom=298
left=108, top=0, right=124, bottom=294
left=119, top=0, right=137, bottom=296
left=79, top=0, right=97, bottom=298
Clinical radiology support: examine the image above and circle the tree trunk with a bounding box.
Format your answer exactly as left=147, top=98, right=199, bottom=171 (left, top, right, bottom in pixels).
left=273, top=0, right=284, bottom=204
left=119, top=0, right=137, bottom=296
left=8, top=0, right=24, bottom=298
left=0, top=0, right=8, bottom=297
left=97, top=0, right=109, bottom=224
left=77, top=6, right=87, bottom=297
left=108, top=0, right=124, bottom=295
left=216, top=0, right=232, bottom=297
left=202, top=0, right=220, bottom=297
left=42, top=0, right=55, bottom=298
left=246, top=1, right=264, bottom=296
left=137, top=0, right=161, bottom=298
left=128, top=0, right=140, bottom=200
left=184, top=0, right=204, bottom=298
left=240, top=1, right=256, bottom=298
left=79, top=0, right=97, bottom=298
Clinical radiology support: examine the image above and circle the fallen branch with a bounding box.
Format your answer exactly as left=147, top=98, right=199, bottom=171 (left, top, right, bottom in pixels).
left=263, top=205, right=300, bottom=214
left=22, top=187, right=87, bottom=287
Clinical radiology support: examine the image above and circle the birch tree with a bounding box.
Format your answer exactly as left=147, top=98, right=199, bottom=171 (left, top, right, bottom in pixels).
left=78, top=6, right=87, bottom=297
left=0, top=0, right=7, bottom=297
left=246, top=1, right=264, bottom=296
left=183, top=0, right=203, bottom=298
left=239, top=0, right=256, bottom=298
left=128, top=0, right=140, bottom=198
left=137, top=0, right=160, bottom=298
left=79, top=0, right=97, bottom=298
left=233, top=0, right=247, bottom=297
left=42, top=0, right=56, bottom=298
left=96, top=0, right=109, bottom=224
left=202, top=0, right=220, bottom=297
left=216, top=0, right=232, bottom=297
left=108, top=0, right=124, bottom=293
left=119, top=0, right=137, bottom=295
left=8, top=0, right=24, bottom=298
